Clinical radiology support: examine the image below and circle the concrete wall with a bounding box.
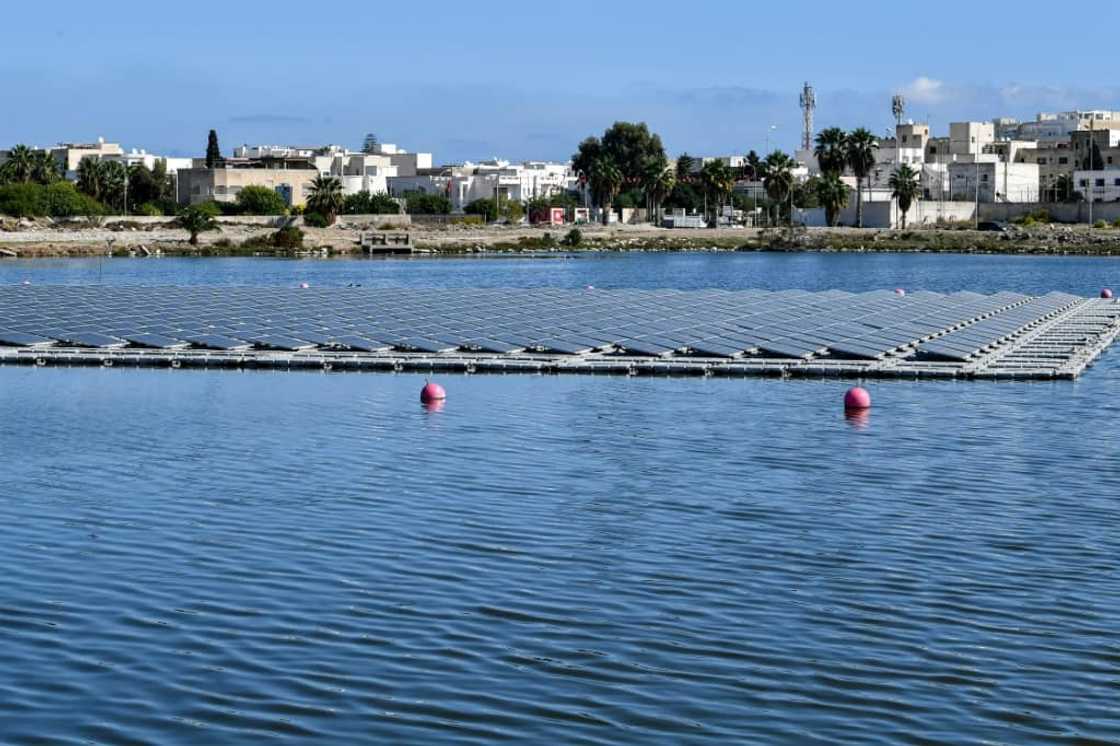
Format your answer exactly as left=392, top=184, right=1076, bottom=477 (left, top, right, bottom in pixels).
left=980, top=202, right=1120, bottom=224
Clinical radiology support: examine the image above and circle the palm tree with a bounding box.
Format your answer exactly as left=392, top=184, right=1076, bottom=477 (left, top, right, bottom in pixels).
left=642, top=159, right=675, bottom=225
left=745, top=150, right=762, bottom=181
left=846, top=128, right=878, bottom=228
left=815, top=174, right=851, bottom=227
left=888, top=164, right=920, bottom=229
left=76, top=157, right=104, bottom=199
left=98, top=161, right=128, bottom=213
left=30, top=151, right=60, bottom=184
left=700, top=159, right=735, bottom=224
left=813, top=127, right=848, bottom=177
left=675, top=153, right=695, bottom=182
left=588, top=158, right=622, bottom=224
left=177, top=205, right=220, bottom=245
left=4, top=145, right=35, bottom=183
left=760, top=150, right=795, bottom=224
left=307, top=175, right=344, bottom=224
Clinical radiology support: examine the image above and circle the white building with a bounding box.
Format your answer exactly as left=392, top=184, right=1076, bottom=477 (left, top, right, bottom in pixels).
left=105, top=148, right=193, bottom=176
left=364, top=142, right=433, bottom=178
left=390, top=160, right=577, bottom=211
left=949, top=122, right=996, bottom=158
left=948, top=158, right=1039, bottom=203
left=1073, top=170, right=1120, bottom=203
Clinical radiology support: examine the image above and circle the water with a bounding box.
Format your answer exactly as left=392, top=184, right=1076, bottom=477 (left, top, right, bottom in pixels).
left=0, top=251, right=1118, bottom=294
left=1, top=254, right=1119, bottom=744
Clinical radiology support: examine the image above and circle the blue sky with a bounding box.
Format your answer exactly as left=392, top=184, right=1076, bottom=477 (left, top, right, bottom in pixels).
left=5, top=0, right=1119, bottom=163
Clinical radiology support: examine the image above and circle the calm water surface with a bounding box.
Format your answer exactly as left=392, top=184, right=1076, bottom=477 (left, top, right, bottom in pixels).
left=0, top=251, right=1119, bottom=294
left=1, top=254, right=1118, bottom=744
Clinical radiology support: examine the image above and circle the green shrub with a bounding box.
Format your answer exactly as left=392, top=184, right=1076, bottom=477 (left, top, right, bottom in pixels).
left=303, top=211, right=330, bottom=228
left=236, top=185, right=288, bottom=215
left=343, top=191, right=400, bottom=215
left=561, top=228, right=583, bottom=247
left=44, top=182, right=104, bottom=217
left=271, top=226, right=305, bottom=249
left=193, top=200, right=223, bottom=218
left=0, top=183, right=48, bottom=217
left=133, top=202, right=163, bottom=217
left=1095, top=219, right=1108, bottom=229
left=404, top=191, right=452, bottom=215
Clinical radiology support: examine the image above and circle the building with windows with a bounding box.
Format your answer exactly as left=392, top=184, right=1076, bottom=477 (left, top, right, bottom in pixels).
left=948, top=158, right=1039, bottom=203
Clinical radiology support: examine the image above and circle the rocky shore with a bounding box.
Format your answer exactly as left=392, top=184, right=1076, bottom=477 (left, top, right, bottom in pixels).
left=4, top=215, right=1120, bottom=258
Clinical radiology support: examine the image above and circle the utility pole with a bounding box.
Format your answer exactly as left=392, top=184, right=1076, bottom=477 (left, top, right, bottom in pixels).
left=974, top=161, right=980, bottom=229
left=1089, top=117, right=1095, bottom=228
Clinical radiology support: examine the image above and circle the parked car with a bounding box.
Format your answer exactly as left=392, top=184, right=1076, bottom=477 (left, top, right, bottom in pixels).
left=977, top=221, right=1010, bottom=233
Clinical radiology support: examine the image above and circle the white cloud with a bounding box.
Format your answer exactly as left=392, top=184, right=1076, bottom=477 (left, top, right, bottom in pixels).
left=901, top=77, right=947, bottom=104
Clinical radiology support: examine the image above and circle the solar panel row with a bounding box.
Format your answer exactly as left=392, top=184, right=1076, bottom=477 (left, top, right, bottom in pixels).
left=0, top=286, right=1069, bottom=363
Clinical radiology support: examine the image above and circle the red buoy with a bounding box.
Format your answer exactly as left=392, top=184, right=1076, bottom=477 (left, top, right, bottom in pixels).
left=420, top=381, right=446, bottom=404
left=844, top=386, right=871, bottom=410
left=1101, top=288, right=1113, bottom=299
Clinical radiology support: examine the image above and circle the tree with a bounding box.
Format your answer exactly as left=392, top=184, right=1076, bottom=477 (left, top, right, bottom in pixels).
left=236, top=185, right=288, bottom=215
left=815, top=173, right=850, bottom=226
left=31, top=151, right=60, bottom=184
left=76, top=157, right=104, bottom=199
left=343, top=191, right=400, bottom=214
left=813, top=127, right=848, bottom=177
left=177, top=204, right=220, bottom=245
left=760, top=150, right=795, bottom=223
left=846, top=128, right=878, bottom=228
left=44, top=181, right=104, bottom=218
left=744, top=150, right=762, bottom=181
left=700, top=159, right=735, bottom=224
left=205, top=130, right=222, bottom=169
left=306, top=175, right=344, bottom=224
left=1054, top=174, right=1076, bottom=203
left=676, top=153, right=696, bottom=182
left=588, top=157, right=622, bottom=223
left=4, top=145, right=35, bottom=183
left=403, top=191, right=451, bottom=215
left=888, top=164, right=920, bottom=229
left=572, top=122, right=666, bottom=190
left=642, top=160, right=676, bottom=225
left=98, top=161, right=128, bottom=213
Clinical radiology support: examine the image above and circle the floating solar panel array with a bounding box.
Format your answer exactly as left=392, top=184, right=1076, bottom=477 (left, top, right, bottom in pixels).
left=0, top=285, right=1115, bottom=380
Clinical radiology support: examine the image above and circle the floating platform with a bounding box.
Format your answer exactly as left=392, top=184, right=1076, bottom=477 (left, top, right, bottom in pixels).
left=1, top=286, right=1118, bottom=380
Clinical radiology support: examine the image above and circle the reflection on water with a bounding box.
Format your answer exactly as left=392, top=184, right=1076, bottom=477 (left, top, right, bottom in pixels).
left=0, top=251, right=1117, bottom=295
left=1, top=363, right=1119, bottom=743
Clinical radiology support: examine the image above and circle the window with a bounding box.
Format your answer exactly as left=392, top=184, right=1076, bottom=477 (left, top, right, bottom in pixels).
left=1080, top=179, right=1088, bottom=187
left=1113, top=178, right=1120, bottom=186
left=1039, top=158, right=1048, bottom=164
left=1097, top=178, right=1106, bottom=187
left=981, top=174, right=989, bottom=182
left=1059, top=157, right=1069, bottom=164
left=1110, top=157, right=1115, bottom=165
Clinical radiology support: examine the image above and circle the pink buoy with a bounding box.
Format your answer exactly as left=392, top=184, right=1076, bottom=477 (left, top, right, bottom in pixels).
left=1101, top=288, right=1113, bottom=299
left=895, top=288, right=906, bottom=296
left=844, top=386, right=871, bottom=411
left=420, top=381, right=446, bottom=404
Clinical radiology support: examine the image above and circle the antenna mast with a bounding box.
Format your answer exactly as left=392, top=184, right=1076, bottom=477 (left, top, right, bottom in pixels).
left=891, top=94, right=906, bottom=127
left=799, top=82, right=816, bottom=151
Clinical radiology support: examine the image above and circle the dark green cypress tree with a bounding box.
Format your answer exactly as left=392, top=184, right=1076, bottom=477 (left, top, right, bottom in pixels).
left=205, top=130, right=222, bottom=169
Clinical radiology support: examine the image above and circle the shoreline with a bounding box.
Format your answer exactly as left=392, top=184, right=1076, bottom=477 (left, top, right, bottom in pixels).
left=5, top=220, right=1120, bottom=258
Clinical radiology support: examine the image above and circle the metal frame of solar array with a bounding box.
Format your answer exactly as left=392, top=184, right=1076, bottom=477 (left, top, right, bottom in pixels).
left=0, top=286, right=1086, bottom=367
